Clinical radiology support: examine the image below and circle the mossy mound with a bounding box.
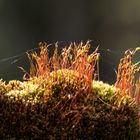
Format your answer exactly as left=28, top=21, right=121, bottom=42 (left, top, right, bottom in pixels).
left=1, top=42, right=140, bottom=139
left=0, top=69, right=140, bottom=140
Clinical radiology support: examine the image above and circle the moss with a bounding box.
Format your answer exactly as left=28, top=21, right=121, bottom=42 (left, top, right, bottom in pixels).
left=92, top=81, right=118, bottom=102
left=0, top=79, right=6, bottom=94
left=0, top=42, right=140, bottom=139
left=0, top=71, right=140, bottom=140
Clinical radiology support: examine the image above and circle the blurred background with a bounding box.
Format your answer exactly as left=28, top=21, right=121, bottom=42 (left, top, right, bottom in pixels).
left=0, top=0, right=140, bottom=83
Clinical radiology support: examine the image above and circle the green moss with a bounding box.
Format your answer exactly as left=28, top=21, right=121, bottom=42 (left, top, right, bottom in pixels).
left=0, top=69, right=140, bottom=139
left=92, top=81, right=118, bottom=102
left=0, top=42, right=140, bottom=139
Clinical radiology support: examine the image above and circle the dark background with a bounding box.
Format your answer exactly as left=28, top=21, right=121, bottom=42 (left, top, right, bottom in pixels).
left=0, top=0, right=140, bottom=83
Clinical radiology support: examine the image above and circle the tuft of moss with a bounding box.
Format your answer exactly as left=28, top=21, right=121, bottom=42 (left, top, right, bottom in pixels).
left=0, top=42, right=140, bottom=139
left=0, top=74, right=140, bottom=140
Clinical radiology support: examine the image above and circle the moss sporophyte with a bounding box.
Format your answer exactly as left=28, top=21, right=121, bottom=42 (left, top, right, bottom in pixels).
left=0, top=42, right=140, bottom=139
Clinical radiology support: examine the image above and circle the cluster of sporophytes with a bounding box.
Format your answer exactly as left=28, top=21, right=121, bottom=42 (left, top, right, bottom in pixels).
left=115, top=48, right=140, bottom=107
left=0, top=41, right=140, bottom=139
